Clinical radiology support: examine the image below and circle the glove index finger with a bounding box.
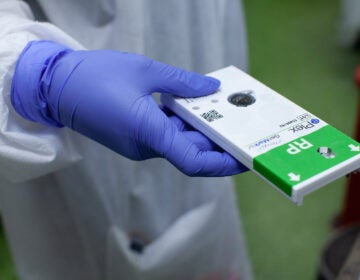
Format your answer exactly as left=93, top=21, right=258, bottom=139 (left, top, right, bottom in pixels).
left=162, top=128, right=248, bottom=177
left=147, top=60, right=221, bottom=98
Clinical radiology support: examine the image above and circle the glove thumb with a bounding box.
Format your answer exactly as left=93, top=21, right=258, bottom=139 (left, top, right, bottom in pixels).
left=147, top=60, right=220, bottom=98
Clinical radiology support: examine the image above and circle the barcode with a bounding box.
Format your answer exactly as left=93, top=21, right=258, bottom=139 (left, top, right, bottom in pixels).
left=200, top=109, right=223, bottom=122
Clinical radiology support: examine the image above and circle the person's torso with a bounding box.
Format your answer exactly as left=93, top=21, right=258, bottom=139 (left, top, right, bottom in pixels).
left=26, top=0, right=248, bottom=73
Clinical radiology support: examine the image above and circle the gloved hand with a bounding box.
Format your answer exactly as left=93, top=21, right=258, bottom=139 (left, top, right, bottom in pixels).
left=11, top=40, right=247, bottom=176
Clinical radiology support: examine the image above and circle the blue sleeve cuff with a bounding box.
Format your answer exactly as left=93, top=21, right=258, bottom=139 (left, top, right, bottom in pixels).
left=11, top=40, right=73, bottom=127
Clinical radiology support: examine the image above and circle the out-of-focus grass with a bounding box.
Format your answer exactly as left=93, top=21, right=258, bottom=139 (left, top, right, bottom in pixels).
left=0, top=221, right=17, bottom=280
left=237, top=0, right=359, bottom=279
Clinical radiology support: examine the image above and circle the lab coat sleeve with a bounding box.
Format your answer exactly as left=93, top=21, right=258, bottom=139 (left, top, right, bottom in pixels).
left=0, top=0, right=87, bottom=183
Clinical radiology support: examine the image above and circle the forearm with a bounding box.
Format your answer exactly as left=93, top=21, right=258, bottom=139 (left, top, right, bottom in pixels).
left=0, top=1, right=84, bottom=182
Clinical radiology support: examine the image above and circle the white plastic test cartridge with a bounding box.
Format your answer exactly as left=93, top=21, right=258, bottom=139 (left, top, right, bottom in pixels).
left=161, top=66, right=360, bottom=205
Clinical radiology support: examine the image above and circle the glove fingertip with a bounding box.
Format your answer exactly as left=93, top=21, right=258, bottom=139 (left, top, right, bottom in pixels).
left=205, top=153, right=248, bottom=177
left=198, top=76, right=221, bottom=95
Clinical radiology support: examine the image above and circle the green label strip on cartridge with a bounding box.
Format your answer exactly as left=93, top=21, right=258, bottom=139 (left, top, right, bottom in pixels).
left=253, top=125, right=360, bottom=196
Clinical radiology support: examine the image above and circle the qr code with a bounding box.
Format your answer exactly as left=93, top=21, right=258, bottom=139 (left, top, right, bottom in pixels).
left=200, top=110, right=223, bottom=122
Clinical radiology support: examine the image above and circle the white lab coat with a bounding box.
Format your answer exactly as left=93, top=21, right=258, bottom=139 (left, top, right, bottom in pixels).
left=0, top=1, right=252, bottom=279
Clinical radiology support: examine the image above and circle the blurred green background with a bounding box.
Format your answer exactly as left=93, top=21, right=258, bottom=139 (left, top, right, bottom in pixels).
left=0, top=0, right=359, bottom=279
left=0, top=222, right=16, bottom=279
left=236, top=0, right=359, bottom=279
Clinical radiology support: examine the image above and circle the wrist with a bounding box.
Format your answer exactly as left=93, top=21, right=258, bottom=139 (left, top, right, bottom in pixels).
left=11, top=40, right=73, bottom=127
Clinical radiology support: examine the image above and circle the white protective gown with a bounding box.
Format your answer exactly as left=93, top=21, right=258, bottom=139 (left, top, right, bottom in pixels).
left=0, top=1, right=252, bottom=279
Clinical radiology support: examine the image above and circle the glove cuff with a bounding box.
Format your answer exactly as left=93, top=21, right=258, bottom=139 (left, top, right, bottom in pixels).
left=11, top=40, right=72, bottom=127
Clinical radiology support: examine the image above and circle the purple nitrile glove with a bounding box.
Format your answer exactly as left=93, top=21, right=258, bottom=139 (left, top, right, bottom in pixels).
left=11, top=40, right=247, bottom=176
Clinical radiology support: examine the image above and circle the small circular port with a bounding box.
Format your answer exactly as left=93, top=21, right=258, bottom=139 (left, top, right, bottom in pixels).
left=228, top=90, right=256, bottom=107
